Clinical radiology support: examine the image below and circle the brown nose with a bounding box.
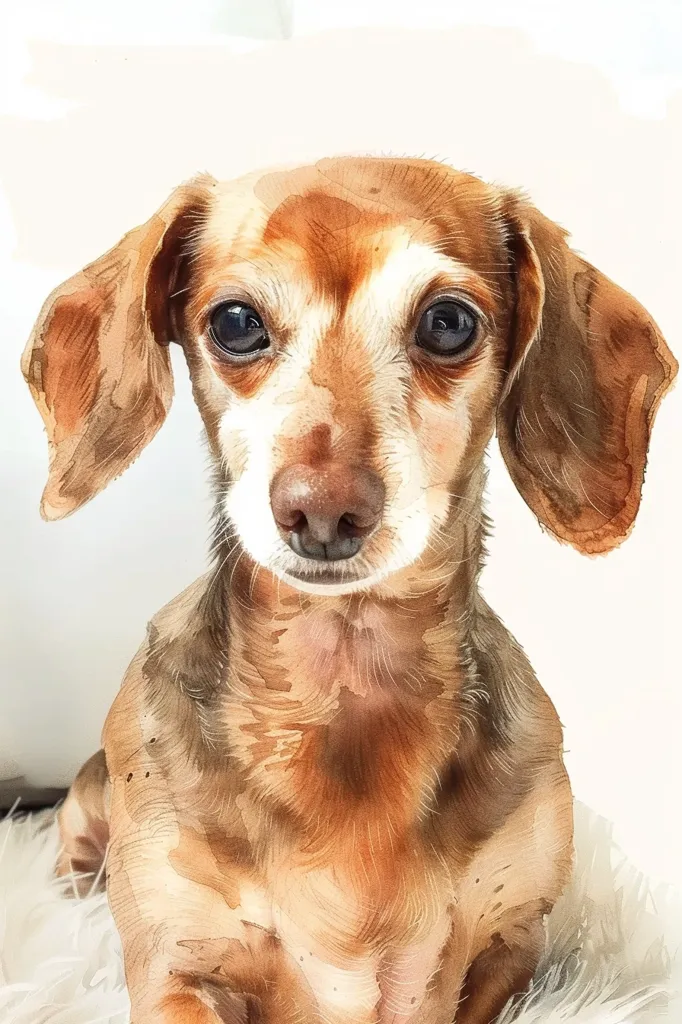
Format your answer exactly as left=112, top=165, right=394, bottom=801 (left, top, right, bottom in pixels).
left=270, top=462, right=385, bottom=561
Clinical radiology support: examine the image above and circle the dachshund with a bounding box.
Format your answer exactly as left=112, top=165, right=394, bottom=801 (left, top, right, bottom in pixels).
left=23, top=157, right=677, bottom=1024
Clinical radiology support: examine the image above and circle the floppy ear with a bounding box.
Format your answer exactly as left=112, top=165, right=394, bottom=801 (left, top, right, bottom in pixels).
left=21, top=175, right=214, bottom=521
left=497, top=195, right=678, bottom=555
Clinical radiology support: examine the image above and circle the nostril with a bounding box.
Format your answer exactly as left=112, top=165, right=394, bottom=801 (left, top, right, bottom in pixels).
left=273, top=504, right=306, bottom=533
left=287, top=512, right=307, bottom=534
left=338, top=514, right=355, bottom=540
left=337, top=514, right=369, bottom=540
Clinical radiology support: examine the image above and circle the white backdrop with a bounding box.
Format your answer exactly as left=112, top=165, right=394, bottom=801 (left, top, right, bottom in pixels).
left=1, top=1, right=680, bottom=892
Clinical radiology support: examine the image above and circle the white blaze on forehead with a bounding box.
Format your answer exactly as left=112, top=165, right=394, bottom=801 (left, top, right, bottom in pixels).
left=350, top=236, right=474, bottom=332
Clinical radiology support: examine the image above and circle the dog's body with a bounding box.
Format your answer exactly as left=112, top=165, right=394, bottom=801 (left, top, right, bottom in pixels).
left=63, top=484, right=573, bottom=1024
left=24, top=158, right=676, bottom=1024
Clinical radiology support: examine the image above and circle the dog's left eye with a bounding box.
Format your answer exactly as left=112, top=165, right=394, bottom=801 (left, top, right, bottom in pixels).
left=208, top=302, right=270, bottom=357
left=416, top=301, right=478, bottom=357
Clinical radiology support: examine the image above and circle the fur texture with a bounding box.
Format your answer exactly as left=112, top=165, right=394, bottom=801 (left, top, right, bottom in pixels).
left=0, top=801, right=678, bottom=1024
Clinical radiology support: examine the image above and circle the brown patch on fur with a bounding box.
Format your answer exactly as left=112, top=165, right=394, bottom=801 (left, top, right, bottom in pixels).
left=155, top=990, right=225, bottom=1023
left=190, top=925, right=320, bottom=1024
left=305, top=335, right=383, bottom=471
left=223, top=554, right=467, bottom=894
left=455, top=905, right=547, bottom=1024
left=39, top=290, right=102, bottom=435
left=169, top=825, right=252, bottom=911
left=288, top=423, right=334, bottom=467
left=255, top=161, right=511, bottom=309
left=262, top=191, right=373, bottom=310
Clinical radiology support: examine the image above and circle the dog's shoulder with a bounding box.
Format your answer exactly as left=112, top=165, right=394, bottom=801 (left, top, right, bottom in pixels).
left=144, top=572, right=222, bottom=656
left=467, top=596, right=562, bottom=749
left=430, top=597, right=570, bottom=856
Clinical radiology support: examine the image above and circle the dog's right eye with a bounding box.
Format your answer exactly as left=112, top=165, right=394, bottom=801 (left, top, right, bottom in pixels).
left=208, top=302, right=270, bottom=357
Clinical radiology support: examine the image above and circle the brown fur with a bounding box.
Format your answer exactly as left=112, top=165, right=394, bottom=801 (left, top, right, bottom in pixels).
left=23, top=157, right=677, bottom=1024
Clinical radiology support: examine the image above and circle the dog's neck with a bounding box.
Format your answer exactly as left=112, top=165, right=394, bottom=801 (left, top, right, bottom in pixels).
left=214, top=467, right=487, bottom=849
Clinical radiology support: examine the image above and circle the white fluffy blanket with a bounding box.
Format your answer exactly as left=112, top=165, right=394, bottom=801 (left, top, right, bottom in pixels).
left=0, top=802, right=679, bottom=1023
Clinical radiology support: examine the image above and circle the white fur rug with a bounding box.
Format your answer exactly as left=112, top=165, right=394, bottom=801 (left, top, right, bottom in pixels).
left=0, top=802, right=679, bottom=1024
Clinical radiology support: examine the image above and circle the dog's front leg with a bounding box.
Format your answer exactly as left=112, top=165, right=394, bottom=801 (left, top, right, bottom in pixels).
left=106, top=806, right=315, bottom=1023
left=453, top=907, right=547, bottom=1024
left=128, top=959, right=285, bottom=1024
left=108, top=843, right=316, bottom=1024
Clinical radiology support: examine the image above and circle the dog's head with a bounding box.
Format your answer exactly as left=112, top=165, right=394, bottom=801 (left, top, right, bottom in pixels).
left=23, top=158, right=677, bottom=595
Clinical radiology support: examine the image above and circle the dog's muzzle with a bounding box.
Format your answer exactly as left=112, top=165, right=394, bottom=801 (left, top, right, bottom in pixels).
left=270, top=462, right=385, bottom=562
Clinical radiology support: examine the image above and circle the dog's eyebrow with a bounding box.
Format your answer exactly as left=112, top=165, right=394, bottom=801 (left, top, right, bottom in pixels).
left=349, top=242, right=499, bottom=325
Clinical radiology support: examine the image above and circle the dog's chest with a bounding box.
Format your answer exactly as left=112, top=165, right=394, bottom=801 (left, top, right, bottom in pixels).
left=223, top=599, right=459, bottom=814
left=214, top=597, right=468, bottom=1018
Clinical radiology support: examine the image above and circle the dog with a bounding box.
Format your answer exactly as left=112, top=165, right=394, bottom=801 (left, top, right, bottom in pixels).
left=23, top=157, right=677, bottom=1024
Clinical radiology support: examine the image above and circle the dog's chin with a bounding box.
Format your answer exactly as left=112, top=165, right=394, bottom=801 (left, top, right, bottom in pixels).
left=270, top=559, right=388, bottom=597
left=278, top=569, right=377, bottom=597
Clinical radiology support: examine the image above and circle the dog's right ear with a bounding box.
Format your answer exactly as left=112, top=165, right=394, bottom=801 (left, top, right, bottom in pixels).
left=21, top=175, right=215, bottom=521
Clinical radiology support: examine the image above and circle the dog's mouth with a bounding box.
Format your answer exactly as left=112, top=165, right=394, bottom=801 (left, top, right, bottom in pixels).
left=270, top=548, right=383, bottom=595
left=279, top=559, right=371, bottom=589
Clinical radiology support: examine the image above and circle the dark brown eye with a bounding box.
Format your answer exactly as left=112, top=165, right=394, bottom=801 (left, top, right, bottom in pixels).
left=208, top=302, right=269, bottom=357
left=416, top=301, right=477, bottom=357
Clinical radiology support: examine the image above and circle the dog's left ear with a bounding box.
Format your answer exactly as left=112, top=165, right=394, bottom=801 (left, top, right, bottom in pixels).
left=496, top=194, right=678, bottom=554
left=22, top=175, right=215, bottom=521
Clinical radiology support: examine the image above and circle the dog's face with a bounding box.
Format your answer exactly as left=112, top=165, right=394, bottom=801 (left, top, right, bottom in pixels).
left=23, top=158, right=677, bottom=593
left=183, top=162, right=516, bottom=593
